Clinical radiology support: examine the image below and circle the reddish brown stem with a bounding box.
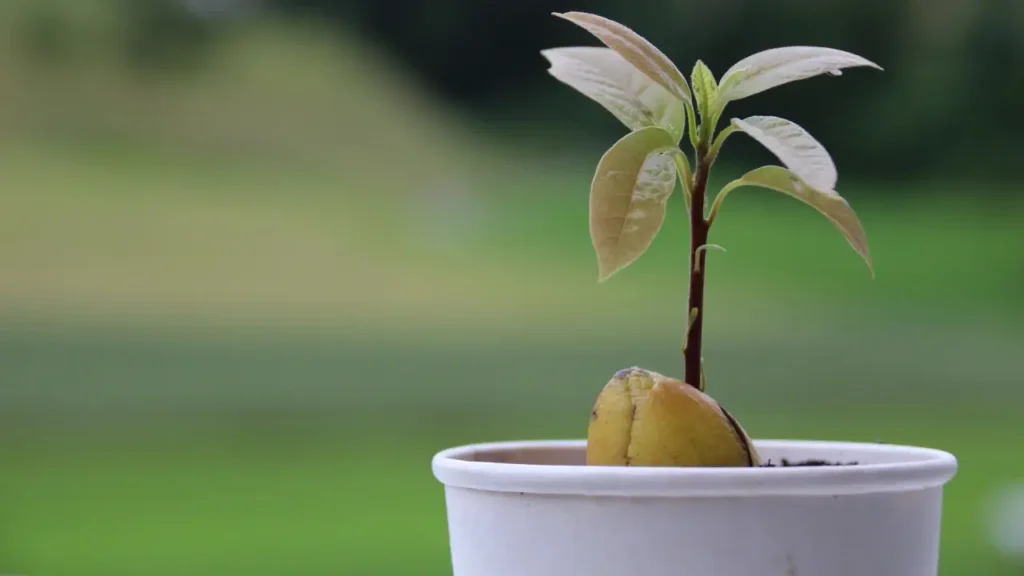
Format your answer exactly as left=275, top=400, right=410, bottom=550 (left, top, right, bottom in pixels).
left=684, top=152, right=711, bottom=388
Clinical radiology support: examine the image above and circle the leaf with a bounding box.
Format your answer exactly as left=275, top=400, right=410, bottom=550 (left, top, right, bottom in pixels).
left=707, top=124, right=737, bottom=162
left=590, top=126, right=680, bottom=281
left=541, top=47, right=686, bottom=140
left=718, top=46, right=882, bottom=102
left=693, top=244, right=727, bottom=274
left=731, top=116, right=837, bottom=191
left=712, top=166, right=873, bottom=276
left=553, top=11, right=692, bottom=105
left=690, top=60, right=719, bottom=125
left=672, top=150, right=693, bottom=207
left=685, top=100, right=699, bottom=150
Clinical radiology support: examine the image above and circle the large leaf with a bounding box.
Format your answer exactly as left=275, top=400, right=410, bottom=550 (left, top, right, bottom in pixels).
left=553, top=12, right=692, bottom=105
left=590, top=127, right=680, bottom=281
left=714, top=166, right=873, bottom=275
left=731, top=116, right=837, bottom=191
left=541, top=47, right=686, bottom=140
left=718, top=46, right=881, bottom=102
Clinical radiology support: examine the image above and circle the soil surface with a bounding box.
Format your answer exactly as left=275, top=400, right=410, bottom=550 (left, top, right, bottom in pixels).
left=759, top=459, right=858, bottom=467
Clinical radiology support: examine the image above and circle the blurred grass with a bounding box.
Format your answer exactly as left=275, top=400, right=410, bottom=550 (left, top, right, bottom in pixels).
left=1, top=143, right=1022, bottom=574
left=2, top=143, right=1021, bottom=332
left=1, top=409, right=1022, bottom=576
left=0, top=9, right=1022, bottom=576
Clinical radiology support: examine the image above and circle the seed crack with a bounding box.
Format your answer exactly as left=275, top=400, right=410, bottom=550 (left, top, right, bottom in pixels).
left=625, top=401, right=638, bottom=466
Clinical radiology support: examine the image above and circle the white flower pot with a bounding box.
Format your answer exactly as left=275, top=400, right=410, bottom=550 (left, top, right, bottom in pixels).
left=432, top=439, right=957, bottom=576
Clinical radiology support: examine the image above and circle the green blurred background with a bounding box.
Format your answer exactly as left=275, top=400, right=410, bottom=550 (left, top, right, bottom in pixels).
left=0, top=0, right=1021, bottom=574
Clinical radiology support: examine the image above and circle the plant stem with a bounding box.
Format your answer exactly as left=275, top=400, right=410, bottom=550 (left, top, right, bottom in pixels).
left=684, top=149, right=712, bottom=388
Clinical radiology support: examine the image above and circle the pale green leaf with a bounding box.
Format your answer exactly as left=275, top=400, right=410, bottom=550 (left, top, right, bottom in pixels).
left=719, top=46, right=882, bottom=102
left=553, top=12, right=692, bottom=105
left=590, top=126, right=680, bottom=281
left=672, top=150, right=693, bottom=205
left=731, top=116, right=837, bottom=191
left=708, top=124, right=737, bottom=162
left=685, top=100, right=699, bottom=150
left=711, top=166, right=873, bottom=276
left=541, top=47, right=686, bottom=140
left=693, top=244, right=726, bottom=273
left=690, top=60, right=719, bottom=126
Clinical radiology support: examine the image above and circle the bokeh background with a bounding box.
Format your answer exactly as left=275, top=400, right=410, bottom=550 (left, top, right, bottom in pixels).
left=1, top=0, right=1022, bottom=574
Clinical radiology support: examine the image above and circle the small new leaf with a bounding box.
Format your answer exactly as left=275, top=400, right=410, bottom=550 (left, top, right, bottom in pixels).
left=553, top=12, right=692, bottom=106
left=691, top=60, right=719, bottom=128
left=708, top=125, right=737, bottom=162
left=731, top=116, right=837, bottom=191
left=590, top=127, right=680, bottom=282
left=672, top=151, right=693, bottom=203
left=542, top=47, right=686, bottom=140
left=713, top=166, right=873, bottom=276
left=718, top=46, right=882, bottom=103
left=693, top=244, right=726, bottom=273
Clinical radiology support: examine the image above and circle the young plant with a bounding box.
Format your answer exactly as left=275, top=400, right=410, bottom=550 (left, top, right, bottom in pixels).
left=543, top=11, right=880, bottom=467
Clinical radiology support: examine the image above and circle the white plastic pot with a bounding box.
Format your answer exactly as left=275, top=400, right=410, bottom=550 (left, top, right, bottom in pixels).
left=432, top=439, right=957, bottom=576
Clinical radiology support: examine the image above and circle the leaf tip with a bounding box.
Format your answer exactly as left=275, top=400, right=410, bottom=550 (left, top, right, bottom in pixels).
left=850, top=238, right=874, bottom=279
left=596, top=256, right=627, bottom=284
left=551, top=11, right=574, bottom=25
left=538, top=48, right=565, bottom=70
left=847, top=52, right=884, bottom=72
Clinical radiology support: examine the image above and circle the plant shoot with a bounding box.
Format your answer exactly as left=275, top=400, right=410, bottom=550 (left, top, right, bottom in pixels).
left=543, top=11, right=880, bottom=467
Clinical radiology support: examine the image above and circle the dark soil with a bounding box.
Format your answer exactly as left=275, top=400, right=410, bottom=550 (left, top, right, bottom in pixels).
left=759, top=459, right=858, bottom=467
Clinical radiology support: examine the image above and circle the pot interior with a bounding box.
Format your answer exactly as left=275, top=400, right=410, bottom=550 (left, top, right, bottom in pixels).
left=448, top=440, right=939, bottom=467
left=434, top=440, right=958, bottom=496
left=455, top=444, right=587, bottom=466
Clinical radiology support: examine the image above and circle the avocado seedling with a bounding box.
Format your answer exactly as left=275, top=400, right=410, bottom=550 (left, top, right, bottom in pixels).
left=433, top=18, right=955, bottom=571
left=542, top=11, right=880, bottom=468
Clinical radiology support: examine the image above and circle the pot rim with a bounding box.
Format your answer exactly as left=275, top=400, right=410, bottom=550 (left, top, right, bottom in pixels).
left=432, top=439, right=957, bottom=497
